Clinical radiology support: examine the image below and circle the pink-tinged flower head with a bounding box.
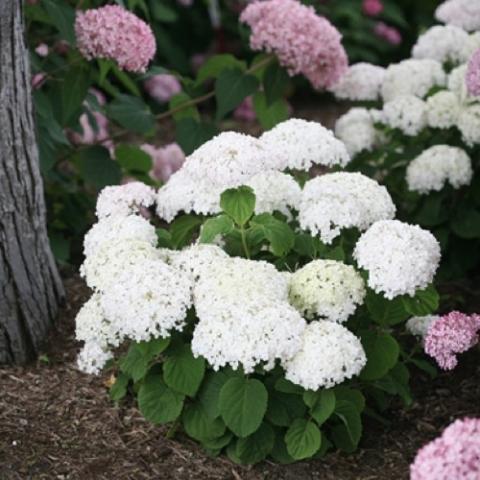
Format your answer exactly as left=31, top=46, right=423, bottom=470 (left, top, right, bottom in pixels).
left=75, top=5, right=156, bottom=73
left=411, top=418, right=480, bottom=480
left=141, top=143, right=186, bottom=183
left=240, top=0, right=348, bottom=89
left=466, top=48, right=480, bottom=96
left=31, top=73, right=46, bottom=89
left=374, top=22, right=402, bottom=45
left=35, top=43, right=49, bottom=57
left=363, top=0, right=383, bottom=16
left=435, top=0, right=480, bottom=32
left=233, top=96, right=256, bottom=122
left=144, top=74, right=182, bottom=103
left=424, top=311, right=480, bottom=370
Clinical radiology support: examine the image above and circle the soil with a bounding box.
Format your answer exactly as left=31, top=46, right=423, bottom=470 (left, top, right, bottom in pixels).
left=1, top=273, right=479, bottom=480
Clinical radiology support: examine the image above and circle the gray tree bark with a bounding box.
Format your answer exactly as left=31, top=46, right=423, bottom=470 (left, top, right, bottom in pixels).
left=0, top=0, right=64, bottom=364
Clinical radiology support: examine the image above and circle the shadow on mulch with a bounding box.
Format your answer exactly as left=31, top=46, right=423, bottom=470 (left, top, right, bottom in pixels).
left=1, top=274, right=479, bottom=480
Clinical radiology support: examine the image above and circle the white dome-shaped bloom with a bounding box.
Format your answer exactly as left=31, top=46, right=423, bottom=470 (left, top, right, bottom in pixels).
left=354, top=220, right=441, bottom=299
left=458, top=104, right=480, bottom=145
left=335, top=108, right=377, bottom=157
left=96, top=182, right=156, bottom=219
left=246, top=171, right=301, bottom=216
left=259, top=118, right=351, bottom=171
left=282, top=321, right=366, bottom=390
left=383, top=95, right=428, bottom=136
left=381, top=59, right=446, bottom=102
left=435, top=0, right=480, bottom=32
left=80, top=240, right=161, bottom=291
left=406, top=145, right=473, bottom=193
left=426, top=90, right=461, bottom=128
left=101, top=259, right=192, bottom=342
left=328, top=63, right=385, bottom=101
left=299, top=172, right=396, bottom=244
left=406, top=315, right=439, bottom=339
left=447, top=64, right=480, bottom=104
left=192, top=303, right=306, bottom=373
left=412, top=25, right=470, bottom=65
left=83, top=214, right=157, bottom=258
left=289, top=260, right=366, bottom=323
left=77, top=341, right=113, bottom=375
left=464, top=31, right=480, bottom=59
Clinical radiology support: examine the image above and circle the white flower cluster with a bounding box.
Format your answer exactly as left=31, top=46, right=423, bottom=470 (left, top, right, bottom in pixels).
left=354, top=220, right=441, bottom=299
left=426, top=90, right=461, bottom=129
left=288, top=260, right=366, bottom=323
left=299, top=172, right=396, bottom=244
left=406, top=315, right=438, bottom=339
left=381, top=59, right=446, bottom=102
left=406, top=145, right=473, bottom=193
left=282, top=322, right=367, bottom=390
left=412, top=25, right=470, bottom=65
left=383, top=95, right=427, bottom=136
left=458, top=104, right=480, bottom=145
left=435, top=0, right=480, bottom=32
left=328, top=63, right=385, bottom=101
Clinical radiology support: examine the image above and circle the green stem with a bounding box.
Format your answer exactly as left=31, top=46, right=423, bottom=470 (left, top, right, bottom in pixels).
left=240, top=225, right=250, bottom=259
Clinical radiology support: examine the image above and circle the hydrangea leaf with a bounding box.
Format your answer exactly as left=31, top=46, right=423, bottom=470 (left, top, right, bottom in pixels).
left=235, top=423, right=275, bottom=464
left=220, top=186, right=256, bottom=227
left=285, top=419, right=322, bottom=460
left=359, top=331, right=399, bottom=381
left=182, top=403, right=226, bottom=441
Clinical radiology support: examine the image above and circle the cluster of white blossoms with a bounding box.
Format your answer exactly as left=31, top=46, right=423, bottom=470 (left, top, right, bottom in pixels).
left=383, top=95, right=427, bottom=136
left=435, top=0, right=480, bottom=32
left=426, top=90, right=461, bottom=129
left=458, top=104, right=480, bottom=145
left=328, top=63, right=385, bottom=101
left=406, top=315, right=438, bottom=339
left=299, top=172, right=396, bottom=244
left=288, top=260, right=366, bottom=323
left=282, top=322, right=367, bottom=391
left=354, top=220, right=441, bottom=299
left=406, top=145, right=473, bottom=193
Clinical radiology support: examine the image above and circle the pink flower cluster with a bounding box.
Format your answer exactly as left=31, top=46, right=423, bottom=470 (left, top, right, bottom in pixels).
left=362, top=0, right=383, bottom=16
left=411, top=418, right=480, bottom=480
left=75, top=5, right=156, bottom=73
left=240, top=0, right=348, bottom=89
left=424, top=311, right=480, bottom=370
left=233, top=96, right=256, bottom=122
left=141, top=143, right=185, bottom=183
left=144, top=74, right=182, bottom=103
left=466, top=48, right=480, bottom=97
left=374, top=22, right=402, bottom=45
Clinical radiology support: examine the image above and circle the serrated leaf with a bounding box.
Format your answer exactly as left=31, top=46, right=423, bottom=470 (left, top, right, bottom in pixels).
left=235, top=423, right=275, bottom=464
left=199, top=215, right=234, bottom=244
left=169, top=92, right=200, bottom=122
left=366, top=290, right=410, bottom=326
left=109, top=373, right=129, bottom=402
left=332, top=400, right=362, bottom=452
left=175, top=118, right=217, bottom=155
left=199, top=371, right=231, bottom=420
left=263, top=62, right=289, bottom=105
left=305, top=390, right=336, bottom=426
left=402, top=285, right=439, bottom=316
left=359, top=331, right=399, bottom=381
left=42, top=0, right=76, bottom=44
left=183, top=403, right=226, bottom=441
left=196, top=54, right=246, bottom=85
left=250, top=213, right=295, bottom=256
left=107, top=94, right=155, bottom=134
left=169, top=214, right=203, bottom=248
left=74, top=146, right=122, bottom=189
left=115, top=144, right=152, bottom=173
left=252, top=92, right=289, bottom=129
left=285, top=419, right=321, bottom=460
left=220, top=186, right=256, bottom=226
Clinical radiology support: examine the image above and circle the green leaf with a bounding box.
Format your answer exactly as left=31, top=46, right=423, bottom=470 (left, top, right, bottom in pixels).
left=359, top=331, right=399, bottom=381
left=42, top=0, right=76, bottom=44
left=170, top=214, right=203, bottom=248
left=201, top=432, right=233, bottom=451
left=451, top=208, right=480, bottom=238
left=270, top=436, right=296, bottom=464
left=109, top=372, right=130, bottom=402
left=175, top=118, right=217, bottom=155
left=163, top=345, right=206, bottom=397
left=266, top=391, right=306, bottom=427
left=263, top=62, right=289, bottom=105
left=274, top=378, right=304, bottom=395
left=285, top=419, right=321, bottom=460
left=215, top=68, right=259, bottom=120
left=60, top=67, right=91, bottom=125
left=183, top=403, right=226, bottom=441
left=236, top=423, right=275, bottom=464
left=169, top=92, right=200, bottom=122
left=199, top=215, right=234, bottom=244
left=107, top=94, right=155, bottom=134
left=199, top=371, right=231, bottom=420
left=366, top=290, right=410, bottom=326
left=219, top=377, right=268, bottom=438
left=138, top=374, right=184, bottom=424
left=115, top=144, right=152, bottom=173
left=220, top=186, right=256, bottom=227
left=402, top=285, right=439, bottom=316
left=333, top=387, right=365, bottom=412
left=74, top=146, right=122, bottom=189
left=252, top=92, right=289, bottom=130
left=150, top=1, right=178, bottom=22
left=332, top=400, right=362, bottom=452
left=250, top=213, right=295, bottom=256
left=196, top=54, right=246, bottom=85
left=304, top=390, right=336, bottom=426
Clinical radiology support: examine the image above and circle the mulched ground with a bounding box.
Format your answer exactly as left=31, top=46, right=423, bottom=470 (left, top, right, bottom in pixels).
left=1, top=274, right=479, bottom=480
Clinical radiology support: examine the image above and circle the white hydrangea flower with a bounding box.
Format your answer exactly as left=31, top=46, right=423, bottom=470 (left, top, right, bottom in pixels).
left=246, top=171, right=301, bottom=216
left=412, top=25, right=470, bottom=65
left=335, top=108, right=377, bottom=157
left=83, top=214, right=157, bottom=258
left=77, top=341, right=113, bottom=375
left=101, top=259, right=192, bottom=342
left=381, top=59, right=446, bottom=102
left=282, top=321, right=366, bottom=390
left=289, top=260, right=366, bottom=323
left=447, top=64, right=480, bottom=104
left=464, top=32, right=480, bottom=59
left=354, top=220, right=441, bottom=299
left=458, top=104, right=480, bottom=145
left=435, top=0, right=480, bottom=32
left=426, top=90, right=461, bottom=128
left=406, top=315, right=439, bottom=339
left=259, top=118, right=350, bottom=171
left=95, top=182, right=156, bottom=219
left=299, top=172, right=396, bottom=244
left=328, top=63, right=385, bottom=101
left=406, top=145, right=473, bottom=193
left=383, top=95, right=428, bottom=136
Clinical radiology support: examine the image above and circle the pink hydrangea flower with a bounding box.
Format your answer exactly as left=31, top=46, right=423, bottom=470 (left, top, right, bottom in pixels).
left=141, top=143, right=185, bottom=183
left=35, top=43, right=49, bottom=57
left=31, top=73, right=46, bottom=89
left=466, top=48, right=480, bottom=96
left=75, top=5, right=156, bottom=73
left=424, top=311, right=480, bottom=370
left=411, top=418, right=480, bottom=480
left=374, top=22, right=402, bottom=45
left=362, top=0, right=383, bottom=16
left=240, top=0, right=348, bottom=89
left=233, top=96, right=256, bottom=122
left=144, top=74, right=182, bottom=103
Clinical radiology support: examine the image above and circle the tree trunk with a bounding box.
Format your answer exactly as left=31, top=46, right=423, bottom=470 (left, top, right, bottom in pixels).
left=0, top=0, right=64, bottom=364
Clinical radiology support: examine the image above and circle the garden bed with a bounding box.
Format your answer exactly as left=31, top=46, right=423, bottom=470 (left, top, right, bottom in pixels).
left=1, top=274, right=479, bottom=480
